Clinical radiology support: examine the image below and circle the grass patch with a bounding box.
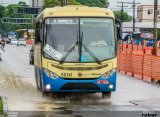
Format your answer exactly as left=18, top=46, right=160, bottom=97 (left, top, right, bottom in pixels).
left=0, top=97, right=3, bottom=114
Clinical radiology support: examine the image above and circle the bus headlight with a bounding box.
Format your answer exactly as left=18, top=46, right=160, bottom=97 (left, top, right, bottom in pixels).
left=109, top=84, right=114, bottom=89
left=45, top=84, right=51, bottom=90
left=43, top=69, right=59, bottom=79
left=102, top=69, right=116, bottom=79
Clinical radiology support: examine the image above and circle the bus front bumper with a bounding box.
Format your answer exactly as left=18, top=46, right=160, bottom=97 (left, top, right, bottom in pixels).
left=40, top=70, right=117, bottom=93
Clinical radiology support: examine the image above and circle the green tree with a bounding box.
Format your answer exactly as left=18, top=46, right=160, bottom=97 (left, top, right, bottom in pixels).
left=114, top=11, right=132, bottom=22
left=0, top=97, right=2, bottom=114
left=157, top=29, right=160, bottom=39
left=44, top=0, right=60, bottom=8
left=77, top=0, right=107, bottom=7
left=43, top=0, right=80, bottom=8
left=0, top=5, right=6, bottom=33
left=18, top=1, right=28, bottom=6
left=0, top=5, right=5, bottom=18
left=0, top=1, right=33, bottom=33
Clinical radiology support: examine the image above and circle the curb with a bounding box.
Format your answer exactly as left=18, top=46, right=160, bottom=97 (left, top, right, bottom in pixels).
left=1, top=97, right=8, bottom=115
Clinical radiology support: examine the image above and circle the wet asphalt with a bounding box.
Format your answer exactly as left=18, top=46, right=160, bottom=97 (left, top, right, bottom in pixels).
left=0, top=44, right=160, bottom=117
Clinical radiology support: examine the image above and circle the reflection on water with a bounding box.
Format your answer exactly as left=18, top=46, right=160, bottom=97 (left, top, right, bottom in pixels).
left=0, top=73, right=112, bottom=117
left=38, top=102, right=64, bottom=111
left=0, top=73, right=37, bottom=95
left=41, top=92, right=112, bottom=106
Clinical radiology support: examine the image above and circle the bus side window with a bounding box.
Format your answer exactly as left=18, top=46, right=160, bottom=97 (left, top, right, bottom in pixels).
left=35, top=21, right=43, bottom=43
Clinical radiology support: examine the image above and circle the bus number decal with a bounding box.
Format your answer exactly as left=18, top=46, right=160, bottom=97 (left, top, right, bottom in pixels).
left=61, top=73, right=72, bottom=77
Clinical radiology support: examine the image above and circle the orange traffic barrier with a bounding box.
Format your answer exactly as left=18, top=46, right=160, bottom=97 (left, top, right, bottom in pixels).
left=143, top=55, right=152, bottom=82
left=117, top=52, right=126, bottom=74
left=120, top=44, right=154, bottom=53
left=152, top=56, right=160, bottom=81
left=157, top=50, right=160, bottom=56
left=132, top=51, right=144, bottom=80
left=118, top=44, right=160, bottom=82
left=125, top=52, right=133, bottom=76
left=127, top=44, right=132, bottom=51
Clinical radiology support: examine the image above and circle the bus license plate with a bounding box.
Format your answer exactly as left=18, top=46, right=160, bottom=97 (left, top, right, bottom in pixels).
left=97, top=80, right=109, bottom=84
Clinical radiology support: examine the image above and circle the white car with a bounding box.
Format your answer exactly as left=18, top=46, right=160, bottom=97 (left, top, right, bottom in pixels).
left=10, top=39, right=18, bottom=45
left=17, top=38, right=26, bottom=46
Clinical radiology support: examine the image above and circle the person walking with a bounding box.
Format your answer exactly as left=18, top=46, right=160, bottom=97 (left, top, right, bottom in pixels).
left=0, top=40, right=5, bottom=61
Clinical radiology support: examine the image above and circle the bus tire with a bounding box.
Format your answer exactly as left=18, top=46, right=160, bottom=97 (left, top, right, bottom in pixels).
left=38, top=69, right=43, bottom=92
left=34, top=67, right=40, bottom=91
left=102, top=92, right=111, bottom=99
left=42, top=92, right=47, bottom=97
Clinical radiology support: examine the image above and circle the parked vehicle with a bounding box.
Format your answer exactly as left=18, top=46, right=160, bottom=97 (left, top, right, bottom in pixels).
left=17, top=38, right=26, bottom=46
left=29, top=46, right=34, bottom=65
left=10, top=39, right=18, bottom=45
left=6, top=38, right=11, bottom=44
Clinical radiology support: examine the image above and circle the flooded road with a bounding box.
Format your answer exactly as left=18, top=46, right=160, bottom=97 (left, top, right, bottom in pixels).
left=0, top=45, right=160, bottom=116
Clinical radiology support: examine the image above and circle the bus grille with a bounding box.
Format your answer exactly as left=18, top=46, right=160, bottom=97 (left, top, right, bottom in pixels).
left=61, top=83, right=100, bottom=90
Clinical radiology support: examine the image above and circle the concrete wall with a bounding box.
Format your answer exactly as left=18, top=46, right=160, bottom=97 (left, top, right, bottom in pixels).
left=32, top=0, right=44, bottom=7
left=137, top=5, right=160, bottom=22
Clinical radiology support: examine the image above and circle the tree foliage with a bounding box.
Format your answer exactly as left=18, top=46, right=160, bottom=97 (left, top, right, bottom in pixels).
left=0, top=5, right=5, bottom=18
left=44, top=0, right=60, bottom=8
left=43, top=0, right=108, bottom=8
left=157, top=29, right=160, bottom=39
left=76, top=0, right=107, bottom=7
left=114, top=11, right=132, bottom=22
left=0, top=1, right=33, bottom=33
left=43, top=0, right=80, bottom=8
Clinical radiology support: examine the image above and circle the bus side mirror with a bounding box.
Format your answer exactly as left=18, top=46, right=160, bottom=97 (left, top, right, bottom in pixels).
left=39, top=20, right=43, bottom=42
left=35, top=20, right=43, bottom=43
left=115, top=19, right=122, bottom=41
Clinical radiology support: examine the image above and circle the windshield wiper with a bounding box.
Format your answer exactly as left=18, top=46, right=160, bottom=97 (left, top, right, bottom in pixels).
left=80, top=32, right=101, bottom=65
left=59, top=32, right=101, bottom=65
left=59, top=32, right=79, bottom=64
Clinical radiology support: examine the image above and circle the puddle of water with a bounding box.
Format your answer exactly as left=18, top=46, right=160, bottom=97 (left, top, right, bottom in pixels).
left=49, top=93, right=112, bottom=105
left=38, top=102, right=64, bottom=111
left=0, top=73, right=112, bottom=112
left=0, top=74, right=37, bottom=94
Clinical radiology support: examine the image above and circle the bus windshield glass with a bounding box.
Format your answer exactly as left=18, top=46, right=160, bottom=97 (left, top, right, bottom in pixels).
left=44, top=18, right=115, bottom=62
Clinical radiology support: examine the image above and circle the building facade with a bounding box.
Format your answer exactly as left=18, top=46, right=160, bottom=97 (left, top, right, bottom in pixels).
left=32, top=0, right=44, bottom=7
left=137, top=5, right=160, bottom=22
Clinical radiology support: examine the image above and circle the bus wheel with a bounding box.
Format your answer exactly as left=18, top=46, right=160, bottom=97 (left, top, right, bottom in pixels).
left=39, top=72, right=43, bottom=92
left=42, top=92, right=47, bottom=97
left=42, top=92, right=53, bottom=97
left=102, top=92, right=111, bottom=99
left=34, top=67, right=39, bottom=91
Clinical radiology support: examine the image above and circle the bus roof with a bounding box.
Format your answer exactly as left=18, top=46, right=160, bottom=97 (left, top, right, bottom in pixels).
left=37, top=5, right=114, bottom=20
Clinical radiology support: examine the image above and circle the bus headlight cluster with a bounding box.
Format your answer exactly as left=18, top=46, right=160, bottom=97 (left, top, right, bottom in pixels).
left=45, top=84, right=51, bottom=90
left=102, top=69, right=116, bottom=79
left=109, top=84, right=114, bottom=89
left=43, top=69, right=59, bottom=79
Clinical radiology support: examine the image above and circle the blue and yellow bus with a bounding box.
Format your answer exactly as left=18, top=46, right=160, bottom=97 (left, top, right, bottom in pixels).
left=34, top=5, right=121, bottom=98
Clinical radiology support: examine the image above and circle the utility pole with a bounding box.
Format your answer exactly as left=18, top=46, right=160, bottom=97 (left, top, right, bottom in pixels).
left=61, top=0, right=68, bottom=6
left=61, top=0, right=63, bottom=6
left=125, top=1, right=140, bottom=33
left=32, top=0, right=34, bottom=7
left=64, top=0, right=68, bottom=5
left=153, top=0, right=158, bottom=55
left=37, top=0, right=38, bottom=7
left=117, top=2, right=128, bottom=23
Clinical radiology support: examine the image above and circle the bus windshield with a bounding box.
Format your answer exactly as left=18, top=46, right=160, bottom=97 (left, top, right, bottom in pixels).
left=44, top=18, right=115, bottom=62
